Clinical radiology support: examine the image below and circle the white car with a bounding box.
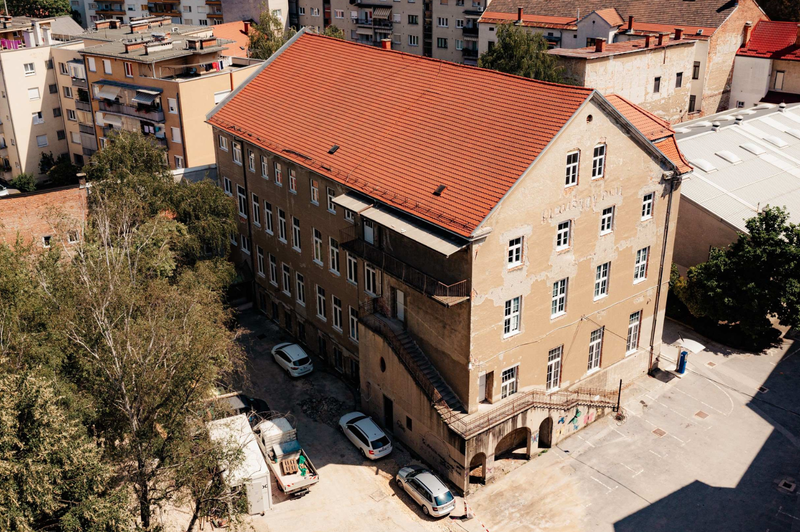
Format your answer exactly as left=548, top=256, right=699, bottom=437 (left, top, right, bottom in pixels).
left=271, top=343, right=313, bottom=377
left=396, top=465, right=456, bottom=517
left=338, top=412, right=393, bottom=459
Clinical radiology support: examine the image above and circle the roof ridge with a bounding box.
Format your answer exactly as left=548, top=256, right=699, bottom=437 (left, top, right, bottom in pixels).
left=607, top=93, right=673, bottom=131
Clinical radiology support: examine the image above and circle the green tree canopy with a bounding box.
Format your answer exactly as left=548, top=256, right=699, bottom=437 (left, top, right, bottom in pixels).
left=6, top=0, right=70, bottom=17
left=757, top=0, right=800, bottom=22
left=10, top=173, right=36, bottom=193
left=249, top=10, right=297, bottom=60
left=322, top=25, right=345, bottom=39
left=478, top=24, right=566, bottom=83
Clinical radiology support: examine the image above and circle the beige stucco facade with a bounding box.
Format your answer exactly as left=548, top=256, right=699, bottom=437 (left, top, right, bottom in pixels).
left=672, top=196, right=739, bottom=274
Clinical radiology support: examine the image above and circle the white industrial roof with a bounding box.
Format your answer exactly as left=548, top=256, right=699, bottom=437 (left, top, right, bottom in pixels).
left=207, top=414, right=269, bottom=486
left=676, top=103, right=800, bottom=232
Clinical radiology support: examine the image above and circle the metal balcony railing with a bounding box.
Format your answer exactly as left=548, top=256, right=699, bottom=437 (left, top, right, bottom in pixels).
left=75, top=100, right=92, bottom=112
left=461, top=25, right=478, bottom=36
left=79, top=123, right=95, bottom=135
left=71, top=77, right=88, bottom=89
left=97, top=100, right=165, bottom=122
left=462, top=48, right=479, bottom=58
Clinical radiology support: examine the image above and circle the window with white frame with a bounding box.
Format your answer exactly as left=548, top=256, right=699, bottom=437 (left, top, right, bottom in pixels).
left=230, top=232, right=237, bottom=246
left=174, top=156, right=184, bottom=169
left=261, top=155, right=268, bottom=177
left=592, top=144, right=606, bottom=179
left=59, top=62, right=68, bottom=75
left=551, top=278, right=567, bottom=317
left=219, top=136, right=228, bottom=151
left=23, top=62, right=35, bottom=76
left=223, top=176, right=232, bottom=195
left=171, top=127, right=182, bottom=144
left=124, top=62, right=133, bottom=77
left=292, top=217, right=301, bottom=251
left=311, top=7, right=319, bottom=15
left=316, top=285, right=327, bottom=320
left=289, top=168, right=297, bottom=193
left=633, top=247, right=649, bottom=282
left=556, top=220, right=571, bottom=250
left=565, top=150, right=579, bottom=186
left=313, top=228, right=323, bottom=264
left=437, top=16, right=448, bottom=26
left=546, top=346, right=562, bottom=391
left=329, top=238, right=340, bottom=274
left=642, top=192, right=654, bottom=220
left=299, top=6, right=305, bottom=14
left=500, top=366, right=518, bottom=398
left=626, top=311, right=641, bottom=353
left=251, top=193, right=260, bottom=226
left=296, top=272, right=306, bottom=305
left=264, top=201, right=273, bottom=234
left=87, top=57, right=96, bottom=72
left=507, top=237, right=522, bottom=267
left=588, top=327, right=603, bottom=372
left=600, top=206, right=614, bottom=235
left=63, top=86, right=72, bottom=99
left=236, top=185, right=247, bottom=218
left=365, top=263, right=377, bottom=295
left=327, top=187, right=336, bottom=213
left=282, top=264, right=291, bottom=296
left=269, top=254, right=278, bottom=285
left=349, top=306, right=359, bottom=341
left=274, top=162, right=282, bottom=186
left=32, top=112, right=44, bottom=125
left=347, top=253, right=357, bottom=284
left=103, top=59, right=111, bottom=74
left=594, top=262, right=610, bottom=299
left=503, top=296, right=521, bottom=337
left=240, top=234, right=251, bottom=254
left=167, top=98, right=177, bottom=113
left=256, top=246, right=265, bottom=276
left=335, top=9, right=344, bottom=17
left=232, top=141, right=242, bottom=164
left=332, top=296, right=342, bottom=331
left=344, top=209, right=354, bottom=223
left=456, top=18, right=464, bottom=27
left=455, top=40, right=463, bottom=50
left=310, top=178, right=319, bottom=205
left=278, top=209, right=287, bottom=242
left=409, top=35, right=419, bottom=46
left=248, top=150, right=255, bottom=172
left=28, top=88, right=40, bottom=101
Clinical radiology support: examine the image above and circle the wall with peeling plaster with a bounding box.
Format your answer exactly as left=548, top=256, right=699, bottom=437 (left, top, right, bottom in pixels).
left=672, top=196, right=740, bottom=273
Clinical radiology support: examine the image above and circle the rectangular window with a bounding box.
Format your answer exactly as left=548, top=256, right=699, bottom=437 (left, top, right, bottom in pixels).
left=269, top=254, right=278, bottom=285
left=171, top=127, right=182, bottom=143
left=551, top=278, right=567, bottom=317
left=63, top=86, right=72, bottom=98
left=168, top=98, right=177, bottom=114
left=282, top=264, right=291, bottom=296
left=252, top=193, right=260, bottom=226
left=223, top=176, right=232, bottom=195
left=437, top=37, right=447, bottom=49
left=556, top=221, right=571, bottom=251
left=456, top=18, right=464, bottom=28
left=409, top=35, right=419, bottom=46
left=59, top=62, right=69, bottom=75
left=274, top=162, right=282, bottom=186
left=69, top=130, right=80, bottom=143
left=600, top=206, right=614, bottom=235
left=248, top=150, right=255, bottom=172
left=327, top=187, right=336, bottom=213
left=500, top=366, right=518, bottom=399
left=124, top=62, right=134, bottom=77
left=88, top=57, right=96, bottom=72
left=316, top=285, right=327, bottom=320
left=23, top=62, right=35, bottom=76
left=28, top=88, right=40, bottom=101
left=437, top=17, right=448, bottom=27
left=256, top=246, right=265, bottom=276
left=288, top=169, right=297, bottom=193
left=349, top=306, right=359, bottom=342
left=240, top=234, right=251, bottom=254
left=237, top=185, right=247, bottom=218
left=103, top=59, right=112, bottom=74
left=313, top=228, right=323, bottom=264
left=365, top=263, right=377, bottom=295
left=347, top=253, right=357, bottom=284
left=626, top=311, right=641, bottom=353
left=675, top=72, right=683, bottom=88
left=335, top=9, right=343, bottom=17
left=49, top=83, right=58, bottom=95
left=219, top=136, right=228, bottom=151
left=264, top=202, right=273, bottom=234
left=565, top=150, right=579, bottom=186
left=57, top=130, right=66, bottom=141
left=692, top=61, right=700, bottom=80
left=310, top=179, right=319, bottom=204
left=775, top=71, right=785, bottom=91
left=232, top=142, right=242, bottom=164
left=507, top=237, right=522, bottom=267
left=653, top=76, right=661, bottom=93
left=332, top=296, right=342, bottom=331
left=66, top=109, right=77, bottom=121
left=32, top=112, right=44, bottom=125
left=634, top=247, right=649, bottom=283
left=642, top=192, right=654, bottom=220
left=689, top=95, right=697, bottom=113
left=230, top=232, right=237, bottom=246
left=278, top=209, right=287, bottom=242
left=292, top=217, right=301, bottom=251
left=594, top=262, right=610, bottom=299
left=296, top=273, right=306, bottom=305
left=588, top=327, right=603, bottom=372
left=344, top=209, right=354, bottom=223
left=503, top=296, right=521, bottom=337
left=408, top=14, right=418, bottom=23
left=329, top=238, right=340, bottom=274
left=36, top=135, right=48, bottom=147
left=261, top=156, right=268, bottom=177
left=546, top=346, right=562, bottom=391
left=299, top=6, right=305, bottom=14
left=592, top=144, right=606, bottom=179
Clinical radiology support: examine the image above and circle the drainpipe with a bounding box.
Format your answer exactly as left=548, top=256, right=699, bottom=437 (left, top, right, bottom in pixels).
left=649, top=172, right=676, bottom=373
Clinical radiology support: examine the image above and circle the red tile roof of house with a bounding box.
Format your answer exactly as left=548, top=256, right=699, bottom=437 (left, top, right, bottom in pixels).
left=0, top=184, right=88, bottom=248
left=738, top=21, right=800, bottom=61
left=208, top=32, right=595, bottom=237
left=550, top=36, right=696, bottom=60
left=478, top=12, right=578, bottom=30
left=212, top=21, right=250, bottom=58
left=606, top=94, right=692, bottom=174
left=620, top=21, right=716, bottom=39
left=592, top=8, right=624, bottom=27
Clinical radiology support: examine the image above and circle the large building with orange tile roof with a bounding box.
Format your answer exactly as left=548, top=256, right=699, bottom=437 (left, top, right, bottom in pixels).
left=208, top=30, right=691, bottom=492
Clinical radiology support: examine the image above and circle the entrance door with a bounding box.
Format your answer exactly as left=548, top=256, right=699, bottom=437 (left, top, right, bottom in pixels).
left=478, top=373, right=487, bottom=403
left=383, top=395, right=394, bottom=432
left=538, top=416, right=553, bottom=448
left=395, top=289, right=405, bottom=323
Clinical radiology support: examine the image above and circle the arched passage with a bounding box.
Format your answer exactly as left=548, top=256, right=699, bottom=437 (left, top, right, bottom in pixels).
left=494, top=427, right=531, bottom=460
left=538, top=416, right=553, bottom=449
left=468, top=452, right=487, bottom=485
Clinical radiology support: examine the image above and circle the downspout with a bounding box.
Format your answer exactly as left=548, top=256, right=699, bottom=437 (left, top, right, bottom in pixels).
left=648, top=172, right=676, bottom=373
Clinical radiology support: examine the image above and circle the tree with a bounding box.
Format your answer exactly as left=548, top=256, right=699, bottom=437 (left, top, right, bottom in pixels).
left=249, top=10, right=296, bottom=60
left=6, top=0, right=70, bottom=17
left=478, top=24, right=566, bottom=83
left=675, top=206, right=800, bottom=342
left=322, top=25, right=344, bottom=39
left=757, top=0, right=800, bottom=22
left=10, top=173, right=36, bottom=193
left=40, top=152, right=79, bottom=187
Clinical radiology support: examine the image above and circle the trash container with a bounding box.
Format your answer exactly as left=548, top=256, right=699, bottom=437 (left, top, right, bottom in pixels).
left=677, top=350, right=688, bottom=374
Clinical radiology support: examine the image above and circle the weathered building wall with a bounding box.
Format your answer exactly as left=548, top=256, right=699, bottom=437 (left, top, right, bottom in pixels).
left=769, top=59, right=800, bottom=96
left=729, top=55, right=772, bottom=109
left=0, top=183, right=87, bottom=247
left=672, top=195, right=740, bottom=272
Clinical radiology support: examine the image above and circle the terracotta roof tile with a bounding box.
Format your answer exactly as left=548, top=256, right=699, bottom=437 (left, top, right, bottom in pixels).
left=550, top=37, right=696, bottom=60
left=592, top=8, right=624, bottom=27
left=654, top=137, right=692, bottom=175
left=479, top=12, right=577, bottom=29
left=738, top=21, right=800, bottom=61
left=209, top=32, right=593, bottom=236
left=212, top=21, right=251, bottom=58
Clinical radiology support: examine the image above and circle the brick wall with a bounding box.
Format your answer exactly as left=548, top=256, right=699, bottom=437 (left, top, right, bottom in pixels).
left=0, top=184, right=87, bottom=249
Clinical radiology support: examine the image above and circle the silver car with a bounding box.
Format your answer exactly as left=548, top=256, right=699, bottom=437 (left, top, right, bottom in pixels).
left=396, top=465, right=456, bottom=517
left=271, top=343, right=313, bottom=377
left=338, top=412, right=393, bottom=459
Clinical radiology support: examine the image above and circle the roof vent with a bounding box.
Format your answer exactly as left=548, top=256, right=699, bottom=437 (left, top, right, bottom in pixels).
left=764, top=135, right=788, bottom=148
left=711, top=121, right=721, bottom=131
left=689, top=158, right=717, bottom=173
left=740, top=143, right=765, bottom=155
left=433, top=184, right=446, bottom=196
left=328, top=144, right=339, bottom=154
left=715, top=150, right=741, bottom=164
left=786, top=128, right=800, bottom=140
left=697, top=29, right=703, bottom=35
left=780, top=102, right=787, bottom=112
left=735, top=115, right=744, bottom=124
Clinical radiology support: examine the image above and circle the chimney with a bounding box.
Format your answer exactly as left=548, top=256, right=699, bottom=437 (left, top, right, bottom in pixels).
left=381, top=38, right=391, bottom=50
left=627, top=15, right=634, bottom=32
left=42, top=26, right=52, bottom=45
left=742, top=21, right=753, bottom=46
left=657, top=33, right=665, bottom=46
left=517, top=7, right=523, bottom=23
left=796, top=23, right=800, bottom=47
left=595, top=38, right=606, bottom=52
left=674, top=27, right=683, bottom=40
left=243, top=20, right=250, bottom=34
left=645, top=35, right=651, bottom=48
left=33, top=21, right=42, bottom=46
left=22, top=30, right=34, bottom=48
left=77, top=173, right=87, bottom=188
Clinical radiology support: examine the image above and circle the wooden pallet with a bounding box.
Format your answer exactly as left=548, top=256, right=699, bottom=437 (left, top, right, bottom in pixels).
left=281, top=457, right=299, bottom=475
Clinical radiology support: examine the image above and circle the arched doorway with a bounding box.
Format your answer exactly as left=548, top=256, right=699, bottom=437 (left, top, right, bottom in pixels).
left=468, top=453, right=487, bottom=485
left=538, top=416, right=553, bottom=449
left=494, top=427, right=531, bottom=460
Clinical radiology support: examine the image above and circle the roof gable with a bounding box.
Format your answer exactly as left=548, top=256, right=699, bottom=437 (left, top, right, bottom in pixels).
left=738, top=21, right=800, bottom=61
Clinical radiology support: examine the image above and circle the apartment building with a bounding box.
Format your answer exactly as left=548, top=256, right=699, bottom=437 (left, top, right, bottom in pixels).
left=76, top=17, right=262, bottom=174
left=479, top=0, right=768, bottom=118
left=82, top=0, right=271, bottom=28
left=290, top=0, right=486, bottom=62
left=208, top=30, right=691, bottom=492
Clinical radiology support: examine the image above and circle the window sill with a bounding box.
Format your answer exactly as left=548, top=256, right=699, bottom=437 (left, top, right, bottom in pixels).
left=593, top=293, right=608, bottom=302
left=507, top=263, right=523, bottom=271
left=275, top=182, right=283, bottom=187
left=551, top=311, right=566, bottom=320
left=313, top=259, right=324, bottom=267
left=546, top=387, right=560, bottom=394
left=290, top=190, right=297, bottom=195
left=349, top=337, right=359, bottom=344
left=641, top=216, right=653, bottom=222
left=330, top=270, right=341, bottom=277
left=556, top=246, right=571, bottom=254
left=333, top=326, right=343, bottom=334
left=257, top=272, right=266, bottom=278
left=278, top=238, right=287, bottom=245
left=311, top=201, right=319, bottom=207
left=253, top=222, right=261, bottom=229
left=599, top=230, right=612, bottom=237
left=266, top=230, right=274, bottom=236
left=317, top=315, right=327, bottom=322
left=625, top=348, right=638, bottom=356
left=503, top=330, right=521, bottom=340
left=270, top=281, right=278, bottom=288
left=633, top=278, right=647, bottom=285
left=297, top=301, right=305, bottom=307
left=220, top=148, right=229, bottom=152
left=586, top=367, right=600, bottom=376
left=233, top=161, right=242, bottom=166
left=293, top=247, right=302, bottom=253
left=564, top=183, right=577, bottom=189
left=283, top=291, right=291, bottom=297
left=365, top=290, right=378, bottom=298
left=327, top=209, right=337, bottom=215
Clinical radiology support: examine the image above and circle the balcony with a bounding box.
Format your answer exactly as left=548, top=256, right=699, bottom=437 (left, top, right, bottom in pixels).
left=82, top=147, right=97, bottom=157
left=71, top=77, right=88, bottom=89
left=97, top=100, right=165, bottom=122
left=461, top=25, right=478, bottom=36
left=373, top=19, right=393, bottom=29
left=462, top=48, right=478, bottom=58
left=75, top=100, right=92, bottom=112
left=79, top=123, right=95, bottom=135
left=340, top=225, right=469, bottom=306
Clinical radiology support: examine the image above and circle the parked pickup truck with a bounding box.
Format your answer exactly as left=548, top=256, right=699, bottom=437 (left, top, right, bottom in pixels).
left=254, top=417, right=319, bottom=497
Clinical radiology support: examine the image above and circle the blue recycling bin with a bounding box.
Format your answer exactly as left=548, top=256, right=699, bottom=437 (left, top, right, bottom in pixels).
left=677, top=350, right=688, bottom=374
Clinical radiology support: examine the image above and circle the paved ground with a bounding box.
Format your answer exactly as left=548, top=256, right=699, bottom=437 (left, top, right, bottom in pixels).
left=464, top=320, right=800, bottom=532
